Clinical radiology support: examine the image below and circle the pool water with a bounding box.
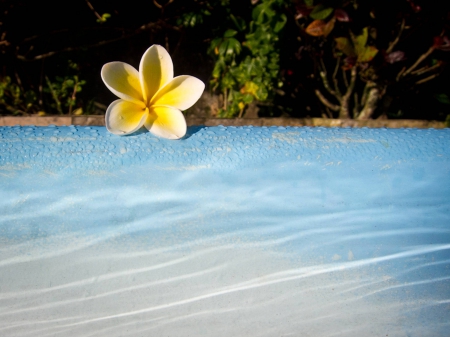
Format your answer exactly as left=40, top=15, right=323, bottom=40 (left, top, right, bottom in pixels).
left=0, top=125, right=449, bottom=336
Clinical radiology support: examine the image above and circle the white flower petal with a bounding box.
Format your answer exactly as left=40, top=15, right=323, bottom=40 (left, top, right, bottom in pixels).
left=101, top=62, right=145, bottom=107
left=105, top=99, right=148, bottom=136
left=139, top=45, right=174, bottom=105
left=144, top=105, right=187, bottom=139
left=151, top=75, right=205, bottom=111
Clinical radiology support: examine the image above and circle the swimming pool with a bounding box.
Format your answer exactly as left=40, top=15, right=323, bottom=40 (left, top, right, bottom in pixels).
left=1, top=125, right=449, bottom=336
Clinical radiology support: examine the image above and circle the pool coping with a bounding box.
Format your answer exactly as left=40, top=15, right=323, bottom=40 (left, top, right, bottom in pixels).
left=0, top=115, right=446, bottom=128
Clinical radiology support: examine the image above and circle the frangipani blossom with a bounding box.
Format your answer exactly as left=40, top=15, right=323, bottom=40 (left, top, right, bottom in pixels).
left=101, top=45, right=205, bottom=139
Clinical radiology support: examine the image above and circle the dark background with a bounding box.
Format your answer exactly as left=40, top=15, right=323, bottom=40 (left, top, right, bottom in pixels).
left=0, top=0, right=449, bottom=120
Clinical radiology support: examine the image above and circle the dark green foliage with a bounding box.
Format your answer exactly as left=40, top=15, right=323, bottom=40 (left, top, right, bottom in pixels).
left=0, top=0, right=449, bottom=120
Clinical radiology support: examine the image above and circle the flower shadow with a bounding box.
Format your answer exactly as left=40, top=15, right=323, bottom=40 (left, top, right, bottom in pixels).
left=183, top=126, right=205, bottom=140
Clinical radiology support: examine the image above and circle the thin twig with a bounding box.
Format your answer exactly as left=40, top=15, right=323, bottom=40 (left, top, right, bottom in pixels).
left=39, top=59, right=44, bottom=106
left=342, top=68, right=348, bottom=88
left=353, top=92, right=360, bottom=118
left=401, top=46, right=435, bottom=78
left=332, top=57, right=341, bottom=96
left=411, top=63, right=441, bottom=76
left=84, top=0, right=103, bottom=21
left=319, top=58, right=338, bottom=98
left=153, top=0, right=174, bottom=9
left=361, top=81, right=371, bottom=107
left=386, top=18, right=405, bottom=54
left=45, top=76, right=63, bottom=115
left=344, top=66, right=357, bottom=98
left=153, top=0, right=163, bottom=8
left=396, top=66, right=406, bottom=81
left=416, top=73, right=439, bottom=85
left=224, top=88, right=227, bottom=111
left=68, top=79, right=79, bottom=115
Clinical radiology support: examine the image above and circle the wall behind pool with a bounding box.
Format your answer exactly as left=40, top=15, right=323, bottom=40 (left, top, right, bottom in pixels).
left=0, top=125, right=449, bottom=337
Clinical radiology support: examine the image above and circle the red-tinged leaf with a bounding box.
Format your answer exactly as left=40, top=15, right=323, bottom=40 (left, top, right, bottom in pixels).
left=342, top=56, right=356, bottom=70
left=434, top=36, right=450, bottom=51
left=433, top=36, right=443, bottom=47
left=407, top=0, right=421, bottom=12
left=385, top=51, right=405, bottom=64
left=334, top=9, right=349, bottom=22
left=323, top=17, right=336, bottom=37
left=295, top=5, right=311, bottom=20
left=357, top=45, right=378, bottom=63
left=335, top=37, right=355, bottom=56
left=305, top=20, right=327, bottom=36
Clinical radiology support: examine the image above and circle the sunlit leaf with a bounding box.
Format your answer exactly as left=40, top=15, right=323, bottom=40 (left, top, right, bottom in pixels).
left=323, top=17, right=335, bottom=37
left=73, top=107, right=83, bottom=115
left=353, top=27, right=369, bottom=56
left=305, top=20, right=326, bottom=36
left=226, top=38, right=241, bottom=54
left=357, top=45, right=378, bottom=63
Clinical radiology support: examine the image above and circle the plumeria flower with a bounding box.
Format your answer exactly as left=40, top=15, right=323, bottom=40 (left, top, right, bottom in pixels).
left=101, top=44, right=205, bottom=139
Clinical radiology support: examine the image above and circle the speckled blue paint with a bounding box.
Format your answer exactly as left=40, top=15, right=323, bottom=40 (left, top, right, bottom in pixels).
left=1, top=125, right=448, bottom=171
left=0, top=126, right=449, bottom=337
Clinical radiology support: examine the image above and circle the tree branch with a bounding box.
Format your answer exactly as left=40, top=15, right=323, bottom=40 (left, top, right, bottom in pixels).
left=315, top=89, right=340, bottom=112
left=401, top=45, right=435, bottom=78
left=318, top=60, right=340, bottom=100
left=332, top=57, right=341, bottom=97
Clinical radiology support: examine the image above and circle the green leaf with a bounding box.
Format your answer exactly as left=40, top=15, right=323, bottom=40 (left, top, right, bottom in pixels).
left=335, top=37, right=355, bottom=56
left=96, top=12, right=111, bottom=23
left=353, top=27, right=368, bottom=56
left=224, top=29, right=238, bottom=38
left=435, top=93, right=450, bottom=105
left=304, top=0, right=314, bottom=6
left=218, top=40, right=229, bottom=56
left=230, top=13, right=246, bottom=31
left=274, top=14, right=287, bottom=33
left=226, top=38, right=241, bottom=54
left=357, top=45, right=378, bottom=63
left=310, top=5, right=334, bottom=20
